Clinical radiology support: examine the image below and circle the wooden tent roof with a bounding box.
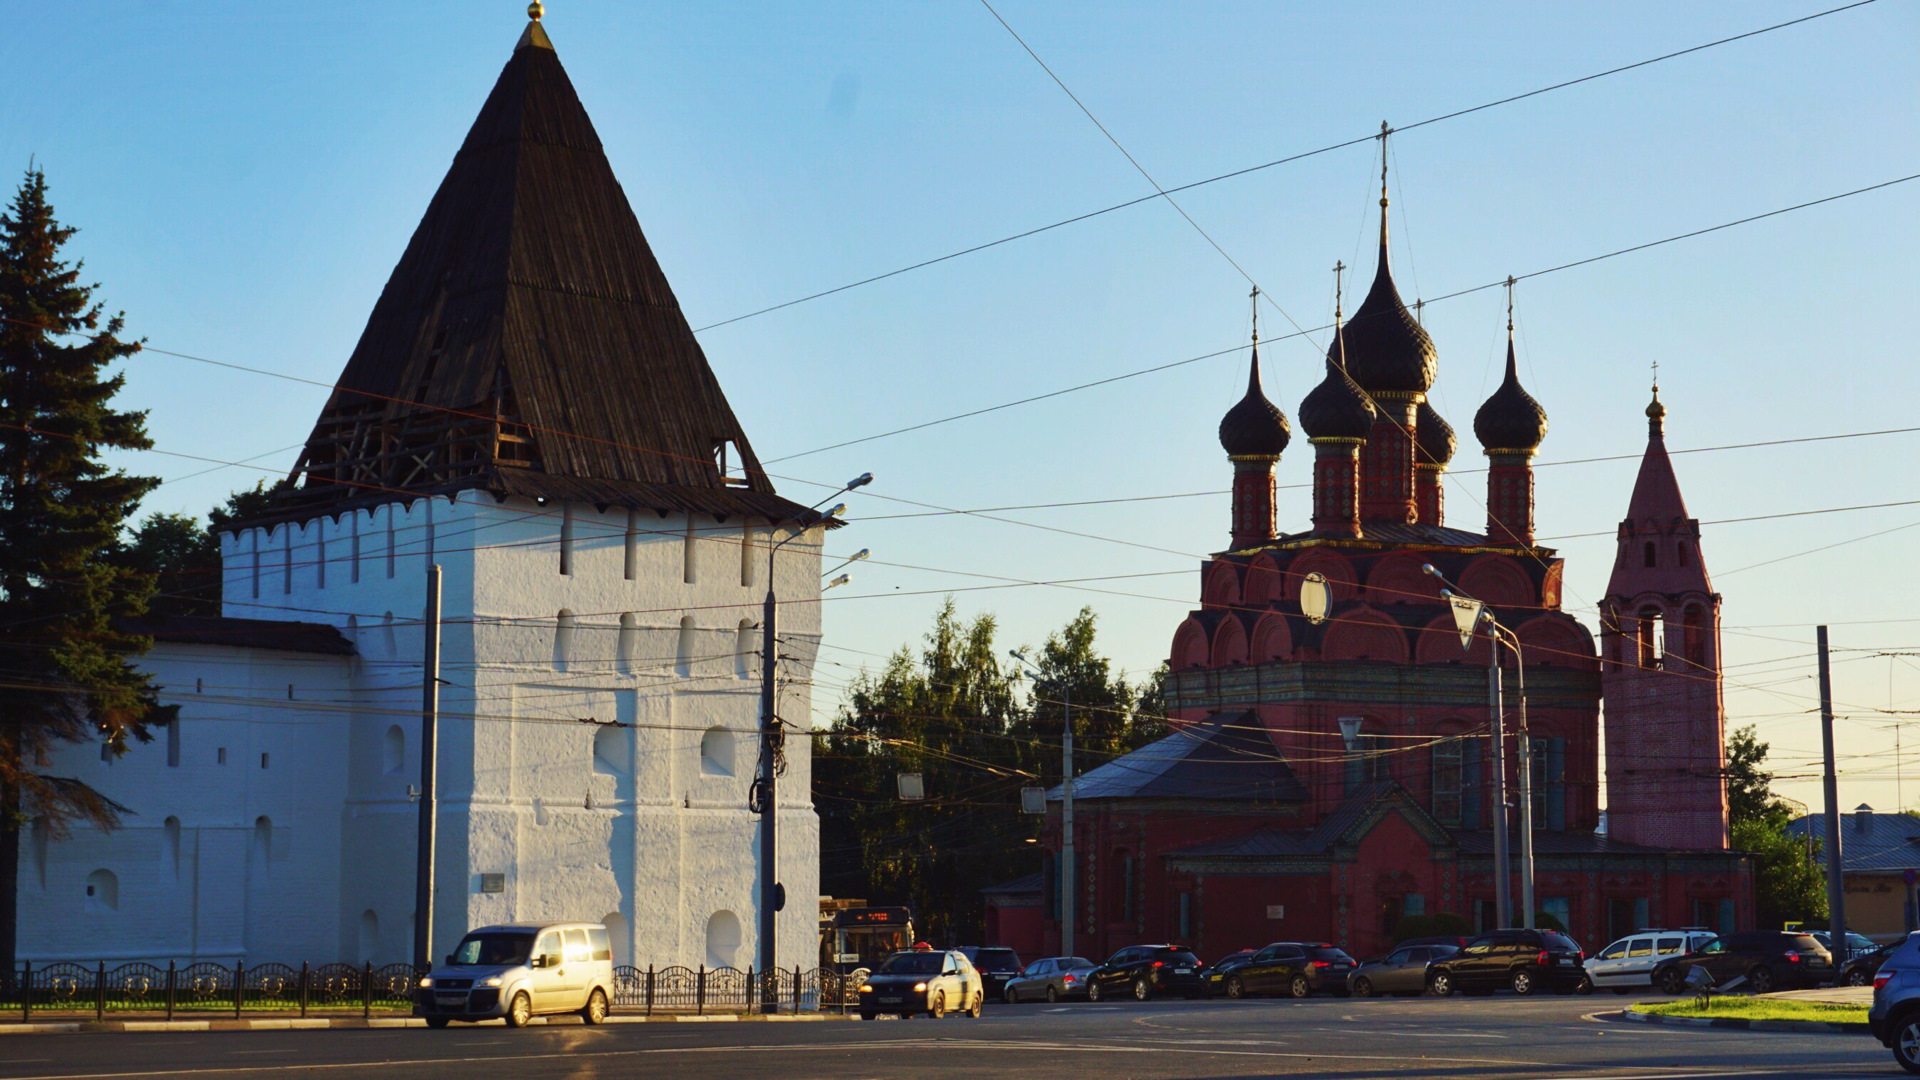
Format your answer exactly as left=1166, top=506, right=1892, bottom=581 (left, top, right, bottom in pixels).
left=269, top=19, right=814, bottom=526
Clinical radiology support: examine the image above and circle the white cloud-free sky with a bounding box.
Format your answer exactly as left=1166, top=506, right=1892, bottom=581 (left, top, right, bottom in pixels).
left=4, top=1, right=1917, bottom=816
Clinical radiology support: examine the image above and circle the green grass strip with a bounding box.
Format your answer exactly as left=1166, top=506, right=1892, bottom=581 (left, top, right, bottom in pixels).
left=1631, top=999, right=1868, bottom=1024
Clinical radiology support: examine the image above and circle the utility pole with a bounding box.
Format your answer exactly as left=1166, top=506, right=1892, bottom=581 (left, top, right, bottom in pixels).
left=1818, top=625, right=1846, bottom=955
left=1515, top=656, right=1535, bottom=930
left=412, top=564, right=442, bottom=971
left=757, top=573, right=778, bottom=1013
left=1061, top=678, right=1075, bottom=960
left=1489, top=656, right=1512, bottom=931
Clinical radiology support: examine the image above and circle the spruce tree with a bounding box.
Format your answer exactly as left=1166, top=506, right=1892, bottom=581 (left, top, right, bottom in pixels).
left=0, top=168, right=169, bottom=975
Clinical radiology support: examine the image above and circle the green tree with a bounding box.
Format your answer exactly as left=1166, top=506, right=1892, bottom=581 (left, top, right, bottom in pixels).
left=1724, top=725, right=1826, bottom=928
left=0, top=168, right=171, bottom=973
left=116, top=479, right=291, bottom=616
left=814, top=603, right=1166, bottom=945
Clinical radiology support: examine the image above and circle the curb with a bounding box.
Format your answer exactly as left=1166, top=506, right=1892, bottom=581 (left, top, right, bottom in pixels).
left=0, top=1013, right=850, bottom=1036
left=1617, top=1008, right=1868, bottom=1034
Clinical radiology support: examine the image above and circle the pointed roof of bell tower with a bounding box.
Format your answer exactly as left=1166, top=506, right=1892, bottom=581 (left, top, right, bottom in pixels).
left=270, top=7, right=812, bottom=525
left=1624, top=382, right=1689, bottom=524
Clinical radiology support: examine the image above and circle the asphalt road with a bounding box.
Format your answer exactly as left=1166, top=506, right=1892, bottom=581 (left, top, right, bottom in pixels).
left=0, top=994, right=1894, bottom=1080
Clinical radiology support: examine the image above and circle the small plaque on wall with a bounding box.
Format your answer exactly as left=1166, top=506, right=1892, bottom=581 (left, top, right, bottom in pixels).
left=480, top=873, right=506, bottom=894
left=1266, top=904, right=1285, bottom=920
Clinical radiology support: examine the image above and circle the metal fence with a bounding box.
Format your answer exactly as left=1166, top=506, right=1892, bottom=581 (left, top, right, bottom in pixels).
left=2, top=962, right=864, bottom=1020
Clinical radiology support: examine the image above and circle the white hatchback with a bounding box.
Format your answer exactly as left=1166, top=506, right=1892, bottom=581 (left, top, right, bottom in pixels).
left=1586, top=930, right=1717, bottom=993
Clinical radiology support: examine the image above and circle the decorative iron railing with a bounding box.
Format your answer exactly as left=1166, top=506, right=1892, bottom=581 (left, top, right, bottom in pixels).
left=0, top=962, right=865, bottom=1020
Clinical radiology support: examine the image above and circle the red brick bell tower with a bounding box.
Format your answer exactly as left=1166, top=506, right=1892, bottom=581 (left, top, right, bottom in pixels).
left=1599, top=388, right=1729, bottom=851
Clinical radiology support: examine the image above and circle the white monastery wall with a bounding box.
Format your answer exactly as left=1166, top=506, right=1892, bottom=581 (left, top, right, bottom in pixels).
left=26, top=491, right=824, bottom=974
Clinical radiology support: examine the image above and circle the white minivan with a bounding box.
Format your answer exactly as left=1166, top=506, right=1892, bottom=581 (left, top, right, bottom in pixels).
left=1586, top=929, right=1717, bottom=993
left=415, top=922, right=617, bottom=1027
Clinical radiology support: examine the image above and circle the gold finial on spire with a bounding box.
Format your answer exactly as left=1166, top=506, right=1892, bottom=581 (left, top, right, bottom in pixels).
left=1376, top=121, right=1392, bottom=248
left=1332, top=260, right=1345, bottom=320
left=528, top=1, right=544, bottom=20
left=1505, top=275, right=1516, bottom=335
left=1249, top=286, right=1261, bottom=347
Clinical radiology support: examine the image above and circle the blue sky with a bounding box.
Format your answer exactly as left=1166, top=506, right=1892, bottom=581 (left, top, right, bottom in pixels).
left=5, top=1, right=1917, bottom=815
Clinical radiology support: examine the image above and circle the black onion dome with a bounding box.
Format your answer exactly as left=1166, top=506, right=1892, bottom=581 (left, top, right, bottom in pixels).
left=1337, top=234, right=1436, bottom=394
left=1415, top=399, right=1456, bottom=466
left=1299, top=330, right=1375, bottom=441
left=1218, top=347, right=1291, bottom=457
left=1473, top=339, right=1548, bottom=451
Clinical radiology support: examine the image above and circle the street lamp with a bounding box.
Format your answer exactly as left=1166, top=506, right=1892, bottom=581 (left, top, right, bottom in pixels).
left=754, top=472, right=870, bottom=1012
left=1423, top=563, right=1536, bottom=931
left=1010, top=649, right=1074, bottom=958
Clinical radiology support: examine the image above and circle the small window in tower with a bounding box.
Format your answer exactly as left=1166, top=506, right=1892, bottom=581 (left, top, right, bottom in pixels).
left=1677, top=542, right=1690, bottom=568
left=1643, top=541, right=1656, bottom=568
left=1636, top=606, right=1663, bottom=669
left=714, top=440, right=748, bottom=487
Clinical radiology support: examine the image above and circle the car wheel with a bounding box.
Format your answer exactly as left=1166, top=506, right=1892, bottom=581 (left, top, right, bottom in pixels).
left=504, top=991, right=533, bottom=1028
left=424, top=1016, right=451, bottom=1029
left=1511, top=970, right=1534, bottom=996
left=1046, top=986, right=1060, bottom=1003
left=1088, top=981, right=1103, bottom=1002
left=968, top=992, right=984, bottom=1018
left=1004, top=986, right=1018, bottom=1005
left=580, top=988, right=608, bottom=1025
left=1847, top=968, right=1872, bottom=987
left=1896, top=1014, right=1920, bottom=1075
left=1352, top=978, right=1373, bottom=998
left=1226, top=975, right=1245, bottom=1000
left=1657, top=968, right=1688, bottom=996
left=1573, top=975, right=1593, bottom=996
left=1747, top=966, right=1775, bottom=995
left=930, top=991, right=947, bottom=1019
left=1429, top=972, right=1453, bottom=997
left=1289, top=975, right=1312, bottom=999
left=1132, top=977, right=1152, bottom=1001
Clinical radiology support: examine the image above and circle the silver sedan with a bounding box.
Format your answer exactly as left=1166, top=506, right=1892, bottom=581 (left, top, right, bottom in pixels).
left=1001, top=956, right=1096, bottom=1003
left=1348, top=944, right=1459, bottom=997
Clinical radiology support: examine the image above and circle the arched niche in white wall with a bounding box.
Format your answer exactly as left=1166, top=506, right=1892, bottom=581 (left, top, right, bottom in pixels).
left=593, top=724, right=629, bottom=775
left=705, top=910, right=741, bottom=970
left=383, top=725, right=405, bottom=775
left=86, top=868, right=118, bottom=913
left=700, top=727, right=735, bottom=778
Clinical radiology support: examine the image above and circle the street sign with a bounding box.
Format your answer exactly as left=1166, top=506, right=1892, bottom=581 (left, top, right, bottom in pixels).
left=1020, top=786, right=1047, bottom=814
left=1449, top=595, right=1485, bottom=649
left=897, top=773, right=925, bottom=801
left=1337, top=716, right=1363, bottom=751
left=1300, top=573, right=1331, bottom=624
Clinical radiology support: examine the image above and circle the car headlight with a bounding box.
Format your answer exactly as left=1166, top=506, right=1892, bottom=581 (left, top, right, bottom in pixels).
left=859, top=985, right=873, bottom=993
left=418, top=977, right=433, bottom=989
left=483, top=976, right=503, bottom=987
left=913, top=982, right=928, bottom=993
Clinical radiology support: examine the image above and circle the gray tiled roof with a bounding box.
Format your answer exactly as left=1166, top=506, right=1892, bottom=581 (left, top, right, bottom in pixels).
left=1788, top=810, right=1920, bottom=872
left=1047, top=713, right=1306, bottom=803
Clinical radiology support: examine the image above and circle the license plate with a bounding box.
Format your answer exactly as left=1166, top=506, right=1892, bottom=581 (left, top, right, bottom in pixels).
left=1175, top=967, right=1191, bottom=974
left=878, top=996, right=902, bottom=1004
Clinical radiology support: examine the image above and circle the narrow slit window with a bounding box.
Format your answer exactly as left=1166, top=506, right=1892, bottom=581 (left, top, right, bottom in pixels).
left=350, top=512, right=362, bottom=584
left=740, top=525, right=755, bottom=587
left=560, top=504, right=575, bottom=576
left=683, top=519, right=698, bottom=584
left=1642, top=540, right=1656, bottom=568
left=624, top=509, right=639, bottom=581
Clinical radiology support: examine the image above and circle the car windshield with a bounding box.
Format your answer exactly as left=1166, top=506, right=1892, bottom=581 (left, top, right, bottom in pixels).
left=1154, top=948, right=1197, bottom=964
left=877, top=952, right=944, bottom=975
left=1307, top=947, right=1354, bottom=963
left=973, top=949, right=1020, bottom=970
left=1787, top=934, right=1823, bottom=952
left=451, top=932, right=535, bottom=967
left=1543, top=933, right=1581, bottom=954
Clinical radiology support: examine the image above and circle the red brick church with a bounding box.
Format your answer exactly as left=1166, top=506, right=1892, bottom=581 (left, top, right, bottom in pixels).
left=990, top=182, right=1752, bottom=963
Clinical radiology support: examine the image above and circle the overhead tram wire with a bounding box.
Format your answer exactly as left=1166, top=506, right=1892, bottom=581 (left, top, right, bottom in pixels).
left=692, top=0, right=1883, bottom=337
left=766, top=170, right=1920, bottom=464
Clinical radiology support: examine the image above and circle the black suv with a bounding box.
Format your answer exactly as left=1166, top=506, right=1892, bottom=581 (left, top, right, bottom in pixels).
left=1086, top=945, right=1203, bottom=1001
left=1651, top=931, right=1832, bottom=994
left=1207, top=942, right=1356, bottom=999
left=1427, top=929, right=1586, bottom=996
left=955, top=946, right=1023, bottom=999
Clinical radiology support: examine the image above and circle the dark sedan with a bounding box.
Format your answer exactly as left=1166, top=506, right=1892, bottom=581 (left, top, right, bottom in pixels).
left=1651, top=931, right=1832, bottom=995
left=1001, top=956, right=1095, bottom=1003
left=1427, top=929, right=1586, bottom=997
left=1208, top=942, right=1356, bottom=999
left=1844, top=941, right=1897, bottom=987
left=1085, top=945, right=1203, bottom=1001
left=1349, top=943, right=1459, bottom=997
